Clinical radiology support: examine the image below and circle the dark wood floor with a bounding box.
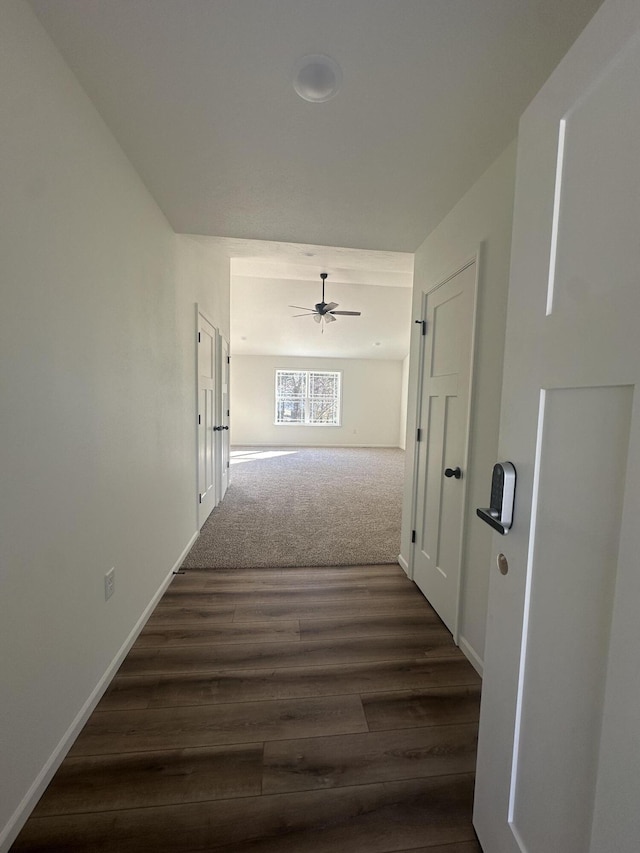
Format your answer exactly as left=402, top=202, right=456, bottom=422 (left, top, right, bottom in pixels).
left=12, top=564, right=483, bottom=852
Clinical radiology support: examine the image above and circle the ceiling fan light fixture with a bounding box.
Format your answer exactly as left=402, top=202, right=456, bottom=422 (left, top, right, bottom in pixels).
left=293, top=55, right=342, bottom=103
left=289, top=272, right=361, bottom=329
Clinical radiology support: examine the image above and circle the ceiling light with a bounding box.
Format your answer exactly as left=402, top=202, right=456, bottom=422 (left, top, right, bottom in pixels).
left=293, top=55, right=342, bottom=103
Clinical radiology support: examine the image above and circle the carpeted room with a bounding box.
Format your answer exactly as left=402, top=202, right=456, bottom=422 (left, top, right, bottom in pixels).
left=181, top=446, right=405, bottom=569
left=204, top=290, right=413, bottom=570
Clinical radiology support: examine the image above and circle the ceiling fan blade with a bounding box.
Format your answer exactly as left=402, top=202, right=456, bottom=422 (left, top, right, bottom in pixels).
left=324, top=313, right=337, bottom=323
left=292, top=312, right=316, bottom=317
left=324, top=302, right=338, bottom=312
left=313, top=313, right=322, bottom=324
left=329, top=310, right=361, bottom=316
left=289, top=305, right=314, bottom=311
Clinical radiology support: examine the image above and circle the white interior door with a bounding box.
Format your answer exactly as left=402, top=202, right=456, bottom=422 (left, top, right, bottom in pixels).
left=412, top=259, right=476, bottom=636
left=198, top=312, right=218, bottom=527
left=474, top=8, right=640, bottom=852
left=218, top=336, right=230, bottom=500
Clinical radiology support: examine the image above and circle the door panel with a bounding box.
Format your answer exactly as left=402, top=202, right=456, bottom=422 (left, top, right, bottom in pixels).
left=413, top=261, right=476, bottom=635
left=474, top=10, right=640, bottom=852
left=438, top=395, right=464, bottom=581
left=219, top=336, right=230, bottom=500
left=198, top=314, right=218, bottom=527
left=553, top=40, right=640, bottom=316
left=510, top=386, right=632, bottom=852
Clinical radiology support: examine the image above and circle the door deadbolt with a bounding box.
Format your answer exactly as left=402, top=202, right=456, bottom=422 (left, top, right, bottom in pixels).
left=477, top=462, right=517, bottom=534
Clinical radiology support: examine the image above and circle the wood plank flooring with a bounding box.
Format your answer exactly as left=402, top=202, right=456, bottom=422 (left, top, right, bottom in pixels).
left=12, top=564, right=483, bottom=852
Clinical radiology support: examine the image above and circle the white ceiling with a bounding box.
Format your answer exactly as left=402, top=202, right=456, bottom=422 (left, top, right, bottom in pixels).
left=28, top=0, right=602, bottom=253
left=232, top=275, right=413, bottom=360
left=224, top=239, right=414, bottom=359
left=28, top=0, right=601, bottom=359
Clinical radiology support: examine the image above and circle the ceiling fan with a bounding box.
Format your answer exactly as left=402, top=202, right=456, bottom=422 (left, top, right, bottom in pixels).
left=290, top=273, right=362, bottom=328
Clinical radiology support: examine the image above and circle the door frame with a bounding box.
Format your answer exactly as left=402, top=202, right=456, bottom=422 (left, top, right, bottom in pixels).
left=408, top=251, right=480, bottom=644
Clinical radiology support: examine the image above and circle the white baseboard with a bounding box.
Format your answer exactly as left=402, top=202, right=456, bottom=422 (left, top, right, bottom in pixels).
left=0, top=530, right=199, bottom=853
left=397, top=553, right=410, bottom=577
left=458, top=635, right=484, bottom=677
left=232, top=443, right=403, bottom=449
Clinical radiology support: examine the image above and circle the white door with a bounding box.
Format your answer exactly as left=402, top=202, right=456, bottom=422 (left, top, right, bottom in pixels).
left=412, top=259, right=476, bottom=636
left=474, top=6, right=640, bottom=852
left=218, top=336, right=230, bottom=500
left=198, top=313, right=218, bottom=527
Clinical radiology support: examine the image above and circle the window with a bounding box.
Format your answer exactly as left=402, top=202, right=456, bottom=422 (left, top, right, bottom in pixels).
left=275, top=369, right=341, bottom=426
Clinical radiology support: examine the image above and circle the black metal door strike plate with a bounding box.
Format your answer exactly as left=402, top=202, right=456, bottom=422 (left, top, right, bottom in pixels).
left=476, top=462, right=516, bottom=535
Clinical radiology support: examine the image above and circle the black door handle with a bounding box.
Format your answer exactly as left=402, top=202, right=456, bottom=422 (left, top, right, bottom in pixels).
left=444, top=467, right=462, bottom=479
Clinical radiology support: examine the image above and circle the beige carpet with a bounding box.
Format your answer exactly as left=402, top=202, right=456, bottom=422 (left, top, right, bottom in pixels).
left=181, top=446, right=405, bottom=568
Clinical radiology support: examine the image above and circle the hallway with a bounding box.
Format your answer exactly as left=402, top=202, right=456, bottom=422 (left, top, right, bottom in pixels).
left=13, top=564, right=481, bottom=851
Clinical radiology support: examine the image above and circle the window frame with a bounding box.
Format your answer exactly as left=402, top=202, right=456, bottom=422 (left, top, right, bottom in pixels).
left=274, top=368, right=343, bottom=427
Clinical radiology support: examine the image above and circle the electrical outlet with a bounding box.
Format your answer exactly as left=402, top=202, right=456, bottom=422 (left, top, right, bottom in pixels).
left=105, top=567, right=115, bottom=601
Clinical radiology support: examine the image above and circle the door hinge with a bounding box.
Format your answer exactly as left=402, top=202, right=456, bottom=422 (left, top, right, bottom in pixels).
left=198, top=332, right=201, bottom=343
left=227, top=355, right=230, bottom=364
left=198, top=493, right=203, bottom=504
left=416, top=427, right=422, bottom=442
left=227, top=409, right=230, bottom=417
left=415, top=319, right=427, bottom=335
left=411, top=530, right=416, bottom=544
left=198, top=414, right=201, bottom=425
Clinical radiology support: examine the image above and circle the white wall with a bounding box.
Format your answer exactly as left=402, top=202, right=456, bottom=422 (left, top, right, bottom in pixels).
left=0, top=3, right=229, bottom=848
left=399, top=354, right=410, bottom=450
left=178, top=235, right=231, bottom=342
left=401, top=142, right=517, bottom=670
left=231, top=356, right=404, bottom=447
